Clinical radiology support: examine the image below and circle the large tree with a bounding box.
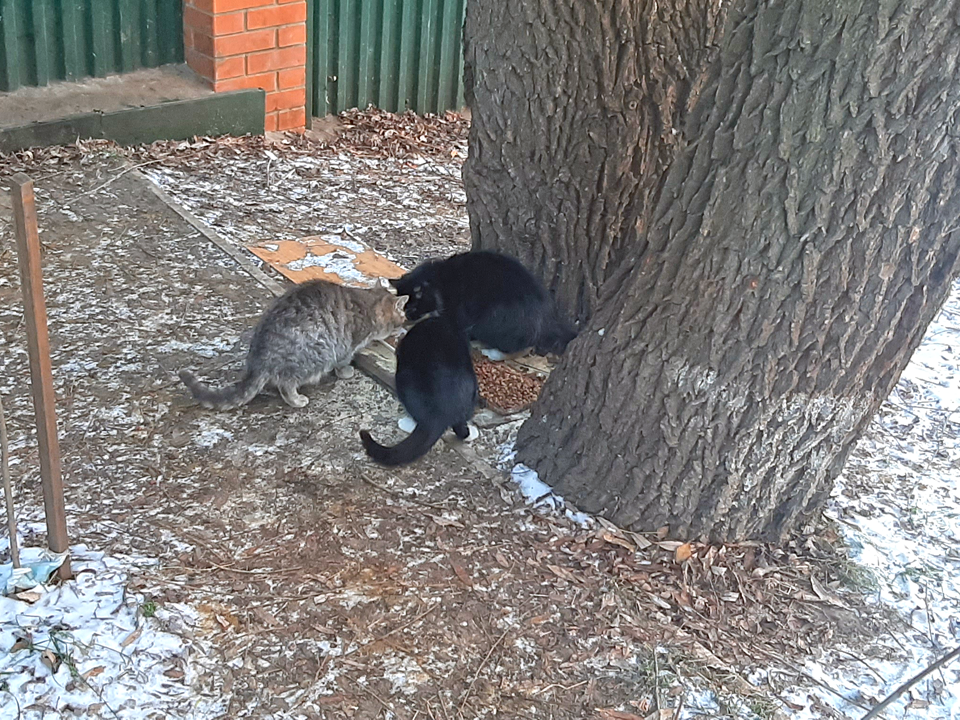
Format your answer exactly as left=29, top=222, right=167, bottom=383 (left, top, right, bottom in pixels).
left=464, top=0, right=960, bottom=541
left=463, top=0, right=729, bottom=324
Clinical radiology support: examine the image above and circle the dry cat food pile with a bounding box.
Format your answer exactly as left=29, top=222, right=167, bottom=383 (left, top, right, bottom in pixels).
left=473, top=354, right=545, bottom=414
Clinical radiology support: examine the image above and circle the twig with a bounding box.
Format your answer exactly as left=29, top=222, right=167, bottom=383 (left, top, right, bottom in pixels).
left=458, top=627, right=509, bottom=712
left=860, top=646, right=960, bottom=720
left=77, top=161, right=159, bottom=198
left=164, top=563, right=304, bottom=577
left=340, top=604, right=438, bottom=660
left=360, top=472, right=449, bottom=511
left=0, top=394, right=19, bottom=567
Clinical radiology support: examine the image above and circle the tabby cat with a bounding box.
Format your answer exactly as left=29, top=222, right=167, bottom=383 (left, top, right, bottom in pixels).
left=180, top=279, right=405, bottom=410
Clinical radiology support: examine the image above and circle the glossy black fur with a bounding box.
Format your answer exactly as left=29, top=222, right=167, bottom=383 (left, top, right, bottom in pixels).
left=360, top=315, right=478, bottom=466
left=389, top=251, right=577, bottom=355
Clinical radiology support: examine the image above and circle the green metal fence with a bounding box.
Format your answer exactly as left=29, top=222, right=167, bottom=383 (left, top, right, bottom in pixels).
left=310, top=0, right=466, bottom=117
left=0, top=0, right=184, bottom=92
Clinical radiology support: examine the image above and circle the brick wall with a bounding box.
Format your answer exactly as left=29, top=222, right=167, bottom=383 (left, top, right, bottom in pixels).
left=183, top=0, right=307, bottom=132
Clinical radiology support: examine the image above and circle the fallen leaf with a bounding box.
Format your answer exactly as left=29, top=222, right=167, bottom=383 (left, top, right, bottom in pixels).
left=450, top=558, right=473, bottom=588
left=163, top=667, right=185, bottom=679
left=547, top=564, right=579, bottom=584
left=15, top=591, right=42, bottom=604
left=11, top=636, right=32, bottom=653
left=810, top=575, right=848, bottom=608
left=215, top=613, right=238, bottom=630
left=675, top=542, right=693, bottom=563
left=427, top=513, right=464, bottom=528
left=596, top=709, right=645, bottom=720
left=121, top=626, right=142, bottom=648
left=600, top=530, right=636, bottom=552
left=40, top=649, right=61, bottom=673
left=83, top=666, right=106, bottom=680
left=252, top=606, right=281, bottom=627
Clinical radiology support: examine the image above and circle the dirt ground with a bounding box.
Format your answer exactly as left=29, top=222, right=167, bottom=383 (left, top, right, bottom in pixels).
left=0, top=65, right=212, bottom=129
left=0, top=123, right=887, bottom=719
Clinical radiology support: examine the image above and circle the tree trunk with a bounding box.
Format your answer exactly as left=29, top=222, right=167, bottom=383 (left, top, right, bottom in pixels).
left=462, top=0, right=727, bottom=325
left=516, top=0, right=960, bottom=542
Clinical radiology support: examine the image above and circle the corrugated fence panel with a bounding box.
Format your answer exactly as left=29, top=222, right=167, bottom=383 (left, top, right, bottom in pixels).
left=312, top=0, right=464, bottom=117
left=0, top=0, right=183, bottom=92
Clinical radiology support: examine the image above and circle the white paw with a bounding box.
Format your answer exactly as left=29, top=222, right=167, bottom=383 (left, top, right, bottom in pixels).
left=287, top=395, right=309, bottom=408
left=335, top=365, right=356, bottom=379
left=398, top=415, right=417, bottom=433
left=480, top=348, right=507, bottom=362
left=465, top=424, right=480, bottom=442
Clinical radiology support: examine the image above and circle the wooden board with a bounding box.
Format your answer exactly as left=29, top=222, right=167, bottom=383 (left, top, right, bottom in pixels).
left=10, top=173, right=70, bottom=578
left=248, top=236, right=406, bottom=288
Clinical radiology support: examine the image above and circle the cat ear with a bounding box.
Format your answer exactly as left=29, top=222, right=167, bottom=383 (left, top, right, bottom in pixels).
left=394, top=295, right=409, bottom=311
left=388, top=277, right=401, bottom=289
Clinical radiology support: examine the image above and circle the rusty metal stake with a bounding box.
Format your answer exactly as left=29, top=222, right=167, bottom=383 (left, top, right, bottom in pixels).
left=10, top=173, right=70, bottom=580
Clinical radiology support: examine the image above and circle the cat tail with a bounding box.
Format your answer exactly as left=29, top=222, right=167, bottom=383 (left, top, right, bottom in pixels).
left=359, top=422, right=447, bottom=466
left=179, top=369, right=268, bottom=410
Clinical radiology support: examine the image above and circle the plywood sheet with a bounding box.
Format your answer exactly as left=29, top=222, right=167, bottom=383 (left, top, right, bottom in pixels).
left=248, top=235, right=405, bottom=288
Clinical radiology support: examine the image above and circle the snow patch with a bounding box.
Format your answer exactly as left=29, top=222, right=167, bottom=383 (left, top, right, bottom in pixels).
left=0, top=544, right=222, bottom=719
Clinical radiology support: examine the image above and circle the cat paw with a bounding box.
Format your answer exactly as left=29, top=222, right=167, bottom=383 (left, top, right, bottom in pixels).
left=479, top=348, right=507, bottom=362
left=335, top=365, right=356, bottom=379
left=280, top=391, right=310, bottom=408
left=398, top=415, right=417, bottom=433
left=465, top=424, right=480, bottom=442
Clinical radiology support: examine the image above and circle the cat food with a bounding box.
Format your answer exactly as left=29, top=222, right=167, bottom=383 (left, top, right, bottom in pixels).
left=473, top=355, right=545, bottom=414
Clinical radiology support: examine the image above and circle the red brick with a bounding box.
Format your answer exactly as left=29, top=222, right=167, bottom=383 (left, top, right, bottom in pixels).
left=277, top=25, right=306, bottom=46
left=266, top=87, right=305, bottom=111
left=186, top=6, right=245, bottom=34
left=215, top=71, right=279, bottom=92
left=185, top=48, right=216, bottom=82
left=214, top=28, right=276, bottom=57
left=210, top=0, right=272, bottom=11
left=186, top=0, right=215, bottom=13
left=277, top=107, right=306, bottom=131
left=191, top=30, right=216, bottom=57
left=215, top=55, right=246, bottom=80
left=247, top=3, right=306, bottom=29
left=264, top=112, right=279, bottom=132
left=183, top=5, right=210, bottom=33
left=278, top=67, right=305, bottom=89
left=246, top=45, right=305, bottom=74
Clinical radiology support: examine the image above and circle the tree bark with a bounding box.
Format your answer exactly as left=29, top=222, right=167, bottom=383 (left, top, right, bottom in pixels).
left=516, top=0, right=960, bottom=542
left=462, top=0, right=728, bottom=325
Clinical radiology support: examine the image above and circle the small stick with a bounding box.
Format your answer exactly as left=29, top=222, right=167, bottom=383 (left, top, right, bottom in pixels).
left=860, top=646, right=960, bottom=720
left=1, top=395, right=20, bottom=567
left=458, top=627, right=509, bottom=712
left=10, top=173, right=70, bottom=580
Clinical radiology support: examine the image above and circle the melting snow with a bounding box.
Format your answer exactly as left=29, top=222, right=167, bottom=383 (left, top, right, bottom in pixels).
left=0, top=537, right=222, bottom=719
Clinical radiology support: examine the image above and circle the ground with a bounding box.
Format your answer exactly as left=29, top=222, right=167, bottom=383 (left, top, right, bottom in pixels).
left=0, top=66, right=212, bottom=130
left=0, top=112, right=957, bottom=719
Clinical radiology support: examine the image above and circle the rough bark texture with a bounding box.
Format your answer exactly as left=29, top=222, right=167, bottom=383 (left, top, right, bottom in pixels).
left=462, top=0, right=727, bottom=324
left=517, top=0, right=960, bottom=542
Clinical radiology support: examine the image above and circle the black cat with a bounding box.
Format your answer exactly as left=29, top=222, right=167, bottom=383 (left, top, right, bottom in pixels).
left=389, top=251, right=577, bottom=356
left=360, top=314, right=478, bottom=466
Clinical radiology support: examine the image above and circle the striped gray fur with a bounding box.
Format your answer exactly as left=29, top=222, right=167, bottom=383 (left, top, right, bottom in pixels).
left=180, top=279, right=405, bottom=409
